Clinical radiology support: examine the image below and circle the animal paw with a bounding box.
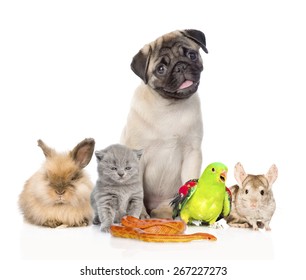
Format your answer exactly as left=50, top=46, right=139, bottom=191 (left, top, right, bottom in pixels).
left=92, top=215, right=101, bottom=225
left=79, top=218, right=89, bottom=227
left=100, top=224, right=111, bottom=232
left=228, top=222, right=250, bottom=228
left=139, top=207, right=150, bottom=219
left=209, top=222, right=224, bottom=229
left=56, top=224, right=68, bottom=229
left=43, top=220, right=63, bottom=228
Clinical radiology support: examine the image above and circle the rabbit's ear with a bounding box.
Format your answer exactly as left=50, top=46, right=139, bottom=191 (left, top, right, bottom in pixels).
left=234, top=162, right=248, bottom=187
left=37, top=139, right=55, bottom=158
left=70, top=138, right=95, bottom=168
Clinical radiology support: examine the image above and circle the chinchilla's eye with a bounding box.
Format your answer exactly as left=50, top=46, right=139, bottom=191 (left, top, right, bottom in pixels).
left=245, top=189, right=249, bottom=194
left=260, top=190, right=264, bottom=196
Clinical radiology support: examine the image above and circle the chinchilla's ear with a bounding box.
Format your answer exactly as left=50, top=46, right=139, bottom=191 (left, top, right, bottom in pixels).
left=131, top=44, right=152, bottom=84
left=181, top=29, right=208, bottom=53
left=234, top=162, right=248, bottom=187
left=70, top=138, right=95, bottom=168
left=265, top=164, right=278, bottom=187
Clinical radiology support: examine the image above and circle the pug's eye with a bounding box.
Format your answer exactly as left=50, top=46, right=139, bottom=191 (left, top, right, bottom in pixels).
left=186, top=50, right=198, bottom=61
left=156, top=64, right=167, bottom=75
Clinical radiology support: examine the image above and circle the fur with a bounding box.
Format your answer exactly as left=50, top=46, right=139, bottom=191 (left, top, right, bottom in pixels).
left=18, top=138, right=95, bottom=227
left=121, top=84, right=203, bottom=218
left=121, top=30, right=207, bottom=219
left=90, top=144, right=143, bottom=232
left=225, top=162, right=278, bottom=230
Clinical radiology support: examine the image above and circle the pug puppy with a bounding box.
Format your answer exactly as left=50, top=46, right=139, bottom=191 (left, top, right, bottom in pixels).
left=121, top=29, right=208, bottom=219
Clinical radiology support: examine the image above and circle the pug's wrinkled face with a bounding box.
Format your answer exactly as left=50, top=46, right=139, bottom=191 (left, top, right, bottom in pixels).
left=131, top=29, right=208, bottom=99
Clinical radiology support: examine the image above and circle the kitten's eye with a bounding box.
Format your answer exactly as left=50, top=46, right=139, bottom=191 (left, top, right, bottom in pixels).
left=260, top=190, right=264, bottom=196
left=245, top=189, right=249, bottom=194
left=111, top=167, right=117, bottom=171
left=125, top=167, right=131, bottom=170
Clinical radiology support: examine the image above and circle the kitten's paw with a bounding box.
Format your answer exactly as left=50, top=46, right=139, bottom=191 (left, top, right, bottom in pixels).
left=99, top=225, right=111, bottom=232
left=92, top=215, right=101, bottom=225
left=139, top=208, right=150, bottom=219
left=140, top=212, right=150, bottom=219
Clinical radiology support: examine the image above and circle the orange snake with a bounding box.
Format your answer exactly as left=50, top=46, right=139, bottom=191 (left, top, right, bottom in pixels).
left=110, top=216, right=217, bottom=242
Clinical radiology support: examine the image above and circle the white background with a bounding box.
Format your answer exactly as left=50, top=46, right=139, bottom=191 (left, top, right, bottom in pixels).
left=1, top=0, right=305, bottom=279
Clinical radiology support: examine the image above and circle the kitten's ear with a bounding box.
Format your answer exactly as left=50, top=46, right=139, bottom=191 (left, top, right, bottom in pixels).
left=95, top=150, right=106, bottom=161
left=133, top=149, right=143, bottom=160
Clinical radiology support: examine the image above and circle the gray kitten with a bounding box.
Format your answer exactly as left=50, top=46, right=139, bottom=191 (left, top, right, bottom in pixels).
left=90, top=144, right=143, bottom=232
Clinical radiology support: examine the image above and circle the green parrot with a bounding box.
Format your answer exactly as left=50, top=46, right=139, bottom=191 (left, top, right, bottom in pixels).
left=171, top=162, right=231, bottom=225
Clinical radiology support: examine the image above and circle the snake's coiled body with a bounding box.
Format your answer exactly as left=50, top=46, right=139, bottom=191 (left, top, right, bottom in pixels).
left=110, top=216, right=217, bottom=242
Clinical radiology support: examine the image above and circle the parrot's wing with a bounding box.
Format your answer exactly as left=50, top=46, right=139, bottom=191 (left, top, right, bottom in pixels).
left=216, top=187, right=232, bottom=222
left=222, top=187, right=232, bottom=217
left=170, top=179, right=198, bottom=219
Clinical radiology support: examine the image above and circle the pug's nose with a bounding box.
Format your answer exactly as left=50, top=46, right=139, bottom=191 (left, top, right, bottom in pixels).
left=174, top=62, right=187, bottom=73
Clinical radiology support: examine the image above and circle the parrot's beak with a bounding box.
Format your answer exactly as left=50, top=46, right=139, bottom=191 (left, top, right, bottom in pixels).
left=219, top=171, right=227, bottom=183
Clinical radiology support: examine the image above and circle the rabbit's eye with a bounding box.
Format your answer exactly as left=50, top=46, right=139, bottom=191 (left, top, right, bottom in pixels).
left=71, top=173, right=80, bottom=181
left=245, top=189, right=249, bottom=194
left=260, top=190, right=264, bottom=196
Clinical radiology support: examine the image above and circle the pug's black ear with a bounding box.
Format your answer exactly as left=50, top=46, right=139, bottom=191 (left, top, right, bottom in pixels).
left=131, top=45, right=152, bottom=84
left=181, top=29, right=208, bottom=54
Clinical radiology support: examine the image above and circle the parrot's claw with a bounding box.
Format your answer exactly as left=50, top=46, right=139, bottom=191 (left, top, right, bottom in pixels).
left=209, top=220, right=228, bottom=229
left=209, top=223, right=223, bottom=229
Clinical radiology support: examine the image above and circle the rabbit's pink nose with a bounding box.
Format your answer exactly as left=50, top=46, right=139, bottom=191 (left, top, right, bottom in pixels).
left=56, top=189, right=66, bottom=195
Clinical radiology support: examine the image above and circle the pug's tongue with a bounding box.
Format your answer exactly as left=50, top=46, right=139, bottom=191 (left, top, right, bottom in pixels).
left=178, top=80, right=193, bottom=90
